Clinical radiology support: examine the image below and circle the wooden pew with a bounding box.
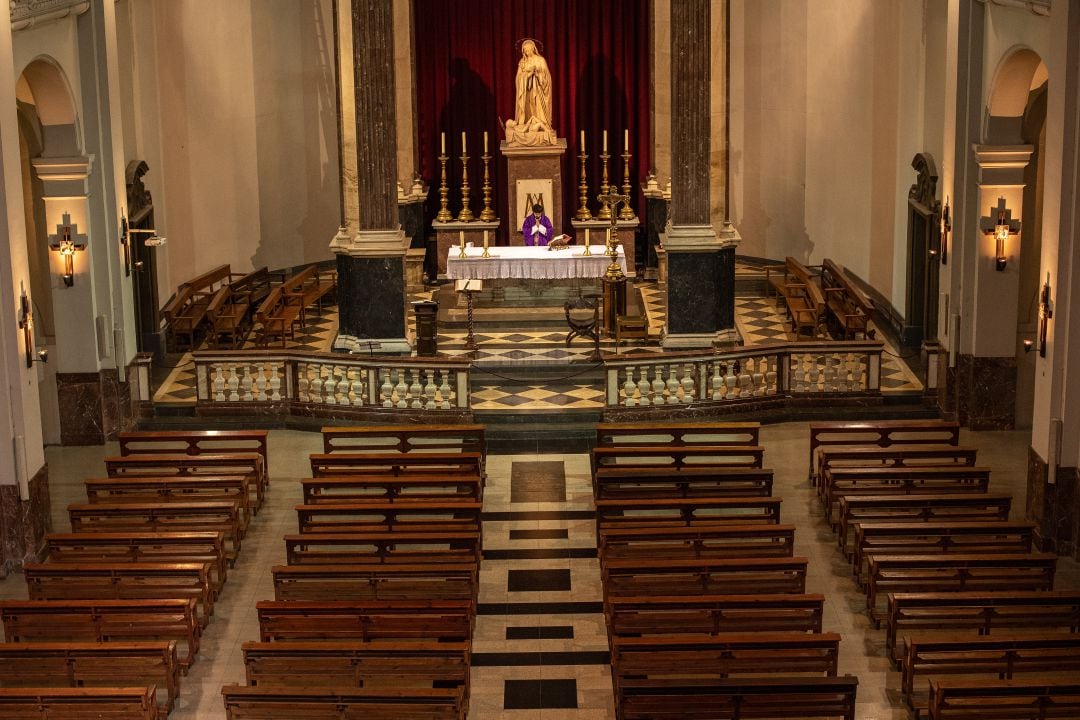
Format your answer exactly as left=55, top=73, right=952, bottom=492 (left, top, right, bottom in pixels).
left=84, top=476, right=253, bottom=533
left=118, top=429, right=268, bottom=475
left=0, top=599, right=202, bottom=669
left=228, top=267, right=277, bottom=312
left=309, top=452, right=483, bottom=478
left=885, top=591, right=1080, bottom=665
left=607, top=594, right=826, bottom=637
left=300, top=475, right=483, bottom=504
left=592, top=445, right=766, bottom=476
left=817, top=446, right=979, bottom=500
left=927, top=679, right=1080, bottom=720
left=68, top=501, right=243, bottom=564
left=253, top=286, right=301, bottom=348
left=595, top=497, right=782, bottom=533
left=322, top=424, right=485, bottom=456
left=272, top=563, right=478, bottom=602
left=808, top=419, right=960, bottom=485
left=902, top=634, right=1080, bottom=709
left=282, top=264, right=336, bottom=324
left=23, top=562, right=215, bottom=625
left=835, top=494, right=1012, bottom=552
left=284, top=532, right=482, bottom=565
left=255, top=600, right=474, bottom=643
left=0, top=641, right=179, bottom=713
left=0, top=687, right=158, bottom=720
left=765, top=257, right=827, bottom=339
left=105, top=452, right=266, bottom=512
left=820, top=258, right=874, bottom=340
left=295, top=501, right=482, bottom=535
left=593, top=467, right=774, bottom=500
left=45, top=531, right=228, bottom=594
left=851, top=521, right=1035, bottom=581
left=864, top=553, right=1058, bottom=623
left=161, top=263, right=231, bottom=351
left=595, top=421, right=761, bottom=448
left=617, top=676, right=859, bottom=720
left=599, top=524, right=796, bottom=562
left=205, top=283, right=251, bottom=349
left=603, top=557, right=808, bottom=600
left=221, top=686, right=463, bottom=720
left=821, top=466, right=991, bottom=522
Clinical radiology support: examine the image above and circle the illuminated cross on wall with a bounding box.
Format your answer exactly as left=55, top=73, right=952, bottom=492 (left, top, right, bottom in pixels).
left=979, top=196, right=1021, bottom=272
left=47, top=212, right=88, bottom=287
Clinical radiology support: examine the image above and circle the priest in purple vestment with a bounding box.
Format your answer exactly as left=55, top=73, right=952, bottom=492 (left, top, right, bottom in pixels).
left=522, top=204, right=554, bottom=246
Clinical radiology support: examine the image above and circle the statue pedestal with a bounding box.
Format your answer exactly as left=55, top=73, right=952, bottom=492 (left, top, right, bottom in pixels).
left=502, top=139, right=567, bottom=244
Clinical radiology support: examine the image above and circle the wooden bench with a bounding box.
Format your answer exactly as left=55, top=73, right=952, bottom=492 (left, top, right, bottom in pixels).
left=229, top=267, right=277, bottom=310
left=221, top=686, right=463, bottom=720
left=836, top=494, right=1013, bottom=552
left=0, top=641, right=179, bottom=713
left=851, top=521, right=1035, bottom=581
left=284, top=532, right=482, bottom=565
left=0, top=687, right=158, bottom=720
left=607, top=594, right=826, bottom=637
left=253, top=286, right=301, bottom=348
left=161, top=263, right=232, bottom=351
left=927, top=679, right=1080, bottom=720
left=594, top=467, right=774, bottom=500
left=817, top=446, right=979, bottom=501
left=23, top=562, right=215, bottom=625
left=0, top=599, right=201, bottom=670
left=885, top=591, right=1080, bottom=664
left=820, top=258, right=874, bottom=340
left=765, top=257, right=827, bottom=338
left=309, top=452, right=483, bottom=478
left=105, top=452, right=266, bottom=512
left=865, top=553, right=1058, bottom=623
left=599, top=524, right=796, bottom=562
left=84, top=476, right=254, bottom=533
left=618, top=676, right=859, bottom=720
left=300, top=475, right=484, bottom=504
left=592, top=445, right=766, bottom=476
left=322, top=424, right=486, bottom=456
left=295, top=501, right=482, bottom=535
left=284, top=264, right=337, bottom=322
left=902, top=633, right=1080, bottom=707
left=595, top=497, right=782, bottom=533
left=595, top=421, right=761, bottom=448
left=118, top=429, right=268, bottom=473
left=603, top=557, right=809, bottom=600
left=822, top=466, right=991, bottom=522
left=809, top=420, right=961, bottom=484
left=205, top=283, right=251, bottom=349
left=255, top=600, right=474, bottom=643
left=272, top=563, right=478, bottom=602
left=68, top=501, right=243, bottom=564
left=45, top=531, right=228, bottom=595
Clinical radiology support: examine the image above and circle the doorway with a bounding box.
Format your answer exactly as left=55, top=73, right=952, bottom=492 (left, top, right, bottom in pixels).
left=902, top=153, right=941, bottom=347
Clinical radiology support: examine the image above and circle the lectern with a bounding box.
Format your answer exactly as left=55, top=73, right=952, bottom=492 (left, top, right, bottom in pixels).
left=412, top=301, right=439, bottom=357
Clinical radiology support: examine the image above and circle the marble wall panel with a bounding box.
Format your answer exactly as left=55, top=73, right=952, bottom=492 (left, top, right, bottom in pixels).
left=336, top=254, right=406, bottom=341
left=1026, top=445, right=1080, bottom=556
left=0, top=465, right=50, bottom=575
left=954, top=354, right=1017, bottom=430
left=56, top=372, right=105, bottom=445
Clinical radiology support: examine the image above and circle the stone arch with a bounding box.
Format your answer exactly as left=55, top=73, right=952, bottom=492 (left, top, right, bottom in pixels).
left=17, top=56, right=81, bottom=156
left=984, top=46, right=1047, bottom=145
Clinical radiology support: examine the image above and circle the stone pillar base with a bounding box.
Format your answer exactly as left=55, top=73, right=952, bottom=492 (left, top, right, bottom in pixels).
left=0, top=465, right=50, bottom=575
left=1026, top=445, right=1080, bottom=555
left=952, top=353, right=1018, bottom=430
left=332, top=228, right=411, bottom=352
left=663, top=223, right=739, bottom=344
left=55, top=368, right=132, bottom=446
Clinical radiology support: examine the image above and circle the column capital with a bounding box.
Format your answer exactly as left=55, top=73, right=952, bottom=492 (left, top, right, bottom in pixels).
left=663, top=222, right=741, bottom=251
left=972, top=144, right=1034, bottom=186
left=330, top=226, right=408, bottom=258
left=30, top=154, right=94, bottom=196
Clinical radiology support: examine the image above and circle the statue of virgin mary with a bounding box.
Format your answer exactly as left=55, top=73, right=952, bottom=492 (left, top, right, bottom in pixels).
left=505, top=38, right=557, bottom=146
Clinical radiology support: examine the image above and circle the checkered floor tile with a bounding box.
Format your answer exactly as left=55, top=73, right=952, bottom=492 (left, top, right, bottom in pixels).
left=471, top=383, right=604, bottom=410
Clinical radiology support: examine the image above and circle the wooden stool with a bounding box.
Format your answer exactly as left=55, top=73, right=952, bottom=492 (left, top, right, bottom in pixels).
left=616, top=315, right=648, bottom=344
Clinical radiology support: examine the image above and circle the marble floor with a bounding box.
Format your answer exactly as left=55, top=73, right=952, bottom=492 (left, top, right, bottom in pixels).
left=1, top=423, right=1071, bottom=719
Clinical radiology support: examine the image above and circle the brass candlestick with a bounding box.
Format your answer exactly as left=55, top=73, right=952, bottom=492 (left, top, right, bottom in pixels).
left=436, top=153, right=452, bottom=222
left=597, top=151, right=612, bottom=221
left=457, top=150, right=474, bottom=222
left=482, top=230, right=491, bottom=258
left=582, top=228, right=592, bottom=256
left=479, top=152, right=495, bottom=222
left=598, top=190, right=630, bottom=282
left=619, top=148, right=636, bottom=220
left=576, top=148, right=592, bottom=221
left=458, top=232, right=467, bottom=258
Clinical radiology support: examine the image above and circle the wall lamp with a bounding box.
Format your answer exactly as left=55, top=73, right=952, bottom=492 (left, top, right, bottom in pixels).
left=980, top=197, right=1020, bottom=272
left=119, top=209, right=166, bottom=276
left=47, top=213, right=87, bottom=287
left=939, top=197, right=950, bottom=265
left=17, top=286, right=47, bottom=368
left=1023, top=275, right=1055, bottom=357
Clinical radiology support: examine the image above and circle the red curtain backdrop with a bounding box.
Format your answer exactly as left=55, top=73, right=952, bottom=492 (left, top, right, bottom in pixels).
left=412, top=0, right=651, bottom=245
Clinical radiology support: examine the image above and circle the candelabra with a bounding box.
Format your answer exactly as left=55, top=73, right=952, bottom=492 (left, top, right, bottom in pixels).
left=619, top=147, right=635, bottom=220
left=479, top=151, right=495, bottom=222
left=597, top=190, right=630, bottom=282
left=597, top=151, right=612, bottom=221
left=576, top=148, right=592, bottom=221
left=435, top=152, right=452, bottom=222
left=457, top=150, right=474, bottom=222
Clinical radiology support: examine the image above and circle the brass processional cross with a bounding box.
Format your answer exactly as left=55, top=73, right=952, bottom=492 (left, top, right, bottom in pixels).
left=596, top=190, right=630, bottom=282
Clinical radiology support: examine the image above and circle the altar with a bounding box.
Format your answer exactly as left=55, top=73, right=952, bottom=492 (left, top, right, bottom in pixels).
left=445, top=245, right=626, bottom=280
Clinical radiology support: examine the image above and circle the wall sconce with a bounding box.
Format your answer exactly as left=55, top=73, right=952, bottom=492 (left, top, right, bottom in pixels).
left=939, top=197, right=950, bottom=265
left=1037, top=273, right=1053, bottom=357
left=119, top=209, right=166, bottom=277
left=1023, top=339, right=1034, bottom=353
left=17, top=286, right=47, bottom=368
left=980, top=197, right=1020, bottom=272
left=47, top=213, right=87, bottom=287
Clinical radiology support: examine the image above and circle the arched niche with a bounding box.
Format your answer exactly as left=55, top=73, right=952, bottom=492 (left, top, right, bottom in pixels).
left=984, top=46, right=1047, bottom=145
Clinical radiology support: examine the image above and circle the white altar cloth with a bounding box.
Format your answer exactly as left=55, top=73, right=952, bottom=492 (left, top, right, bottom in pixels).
left=445, top=245, right=626, bottom=280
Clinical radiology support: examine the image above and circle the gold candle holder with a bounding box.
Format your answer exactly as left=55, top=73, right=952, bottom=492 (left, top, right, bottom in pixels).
left=457, top=149, right=474, bottom=222
left=479, top=152, right=495, bottom=222
left=582, top=228, right=592, bottom=256
left=619, top=147, right=636, bottom=220
left=436, top=153, right=452, bottom=223
left=598, top=190, right=630, bottom=282
left=481, top=230, right=491, bottom=258
left=597, top=151, right=612, bottom=221
left=576, top=147, right=592, bottom=221
left=458, top=230, right=467, bottom=258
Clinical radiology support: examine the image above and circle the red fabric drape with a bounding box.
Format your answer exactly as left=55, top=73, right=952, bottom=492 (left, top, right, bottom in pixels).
left=413, top=0, right=651, bottom=245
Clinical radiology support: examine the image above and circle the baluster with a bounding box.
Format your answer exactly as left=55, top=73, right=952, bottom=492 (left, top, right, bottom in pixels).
left=296, top=363, right=309, bottom=402
left=651, top=365, right=666, bottom=404
left=407, top=369, right=421, bottom=409
left=736, top=360, right=750, bottom=397
left=622, top=367, right=637, bottom=407
left=724, top=361, right=737, bottom=399
left=711, top=361, right=724, bottom=400
left=637, top=367, right=652, bottom=406
left=213, top=365, right=226, bottom=402
left=792, top=355, right=805, bottom=393
left=765, top=355, right=778, bottom=395
left=681, top=364, right=695, bottom=403
left=240, top=366, right=253, bottom=401
left=811, top=355, right=825, bottom=392
left=392, top=369, right=407, bottom=408
left=253, top=364, right=267, bottom=401
left=269, top=365, right=282, bottom=401
left=342, top=368, right=355, bottom=406
left=851, top=353, right=865, bottom=390
left=227, top=365, right=240, bottom=402
left=380, top=369, right=393, bottom=407
left=424, top=369, right=438, bottom=410
left=665, top=364, right=680, bottom=404
left=751, top=357, right=765, bottom=396
left=835, top=354, right=851, bottom=391
left=323, top=365, right=338, bottom=405
left=439, top=370, right=452, bottom=409
left=307, top=364, right=323, bottom=403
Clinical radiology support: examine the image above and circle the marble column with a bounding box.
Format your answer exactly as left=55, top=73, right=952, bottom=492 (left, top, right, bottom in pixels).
left=331, top=0, right=411, bottom=354
left=663, top=0, right=739, bottom=349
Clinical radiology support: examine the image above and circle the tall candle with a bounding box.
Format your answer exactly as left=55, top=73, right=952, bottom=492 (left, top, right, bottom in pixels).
left=606, top=228, right=611, bottom=243
left=624, top=128, right=629, bottom=149
left=585, top=228, right=590, bottom=245
left=580, top=129, right=585, bottom=151
left=483, top=131, right=488, bottom=153
left=441, top=132, right=446, bottom=154
left=461, top=132, right=467, bottom=154
left=459, top=230, right=465, bottom=245
left=483, top=230, right=489, bottom=246
left=603, top=130, right=608, bottom=152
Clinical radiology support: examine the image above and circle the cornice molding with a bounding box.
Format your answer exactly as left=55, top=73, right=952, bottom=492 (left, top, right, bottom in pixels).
left=10, top=0, right=91, bottom=32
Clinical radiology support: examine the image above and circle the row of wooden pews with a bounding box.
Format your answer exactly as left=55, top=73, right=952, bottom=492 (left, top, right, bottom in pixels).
left=593, top=422, right=859, bottom=720
left=0, top=429, right=271, bottom=719
left=810, top=419, right=1080, bottom=719
left=220, top=424, right=485, bottom=720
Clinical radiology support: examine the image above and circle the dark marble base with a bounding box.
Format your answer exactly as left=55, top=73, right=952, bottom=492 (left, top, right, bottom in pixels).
left=336, top=254, right=406, bottom=341
left=0, top=464, right=50, bottom=576
left=948, top=354, right=1017, bottom=430
left=56, top=369, right=135, bottom=445
left=666, top=247, right=736, bottom=335
left=1026, top=445, right=1080, bottom=555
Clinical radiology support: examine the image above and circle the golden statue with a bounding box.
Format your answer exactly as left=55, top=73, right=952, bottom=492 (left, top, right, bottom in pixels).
left=505, top=38, right=556, bottom=147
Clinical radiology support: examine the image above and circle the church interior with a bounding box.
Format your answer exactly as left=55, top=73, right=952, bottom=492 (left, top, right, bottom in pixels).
left=0, top=0, right=1079, bottom=718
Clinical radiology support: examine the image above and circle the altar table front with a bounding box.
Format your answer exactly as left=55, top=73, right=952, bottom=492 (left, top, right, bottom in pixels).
left=445, top=245, right=626, bottom=280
